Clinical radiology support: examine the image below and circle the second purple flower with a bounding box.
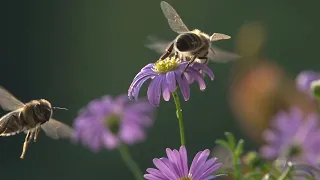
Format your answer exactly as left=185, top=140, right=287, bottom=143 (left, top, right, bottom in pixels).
left=72, top=95, right=155, bottom=152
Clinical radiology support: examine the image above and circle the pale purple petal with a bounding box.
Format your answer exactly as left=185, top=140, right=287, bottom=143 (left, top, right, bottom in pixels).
left=153, top=158, right=179, bottom=179
left=147, top=76, right=164, bottom=107
left=162, top=80, right=171, bottom=101
left=190, top=150, right=211, bottom=178
left=140, top=63, right=154, bottom=71
left=296, top=70, right=320, bottom=97
left=146, top=168, right=164, bottom=177
left=186, top=68, right=206, bottom=90
left=179, top=146, right=188, bottom=176
left=166, top=71, right=177, bottom=92
left=192, top=63, right=214, bottom=80
left=189, top=150, right=203, bottom=174
left=176, top=73, right=190, bottom=101
left=129, top=75, right=152, bottom=100
left=198, top=163, right=222, bottom=179
left=144, top=174, right=166, bottom=180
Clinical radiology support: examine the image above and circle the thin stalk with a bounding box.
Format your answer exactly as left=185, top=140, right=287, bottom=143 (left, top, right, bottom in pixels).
left=172, top=90, right=186, bottom=146
left=118, top=144, right=143, bottom=180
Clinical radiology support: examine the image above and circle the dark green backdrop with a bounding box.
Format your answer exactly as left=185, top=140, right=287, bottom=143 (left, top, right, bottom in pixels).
left=2, top=0, right=320, bottom=179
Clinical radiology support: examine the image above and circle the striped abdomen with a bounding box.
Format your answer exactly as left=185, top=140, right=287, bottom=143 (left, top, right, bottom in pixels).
left=175, top=33, right=202, bottom=52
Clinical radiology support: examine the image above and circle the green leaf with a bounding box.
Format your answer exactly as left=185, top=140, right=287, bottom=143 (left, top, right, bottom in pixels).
left=215, top=140, right=230, bottom=149
left=243, top=172, right=263, bottom=179
left=225, top=132, right=236, bottom=150
left=235, top=139, right=245, bottom=156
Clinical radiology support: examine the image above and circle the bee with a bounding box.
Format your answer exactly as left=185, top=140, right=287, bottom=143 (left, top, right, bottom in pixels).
left=146, top=1, right=239, bottom=72
left=0, top=86, right=74, bottom=159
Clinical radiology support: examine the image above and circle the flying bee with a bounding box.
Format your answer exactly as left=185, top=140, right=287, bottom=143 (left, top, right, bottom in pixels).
left=0, top=86, right=74, bottom=159
left=146, top=1, right=239, bottom=73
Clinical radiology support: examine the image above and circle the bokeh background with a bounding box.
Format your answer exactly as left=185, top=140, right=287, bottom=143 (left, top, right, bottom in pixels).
left=2, top=0, right=320, bottom=179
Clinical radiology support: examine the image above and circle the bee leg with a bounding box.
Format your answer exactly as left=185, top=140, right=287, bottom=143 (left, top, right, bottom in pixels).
left=160, top=42, right=174, bottom=60
left=198, top=56, right=209, bottom=65
left=20, top=131, right=32, bottom=159
left=174, top=52, right=180, bottom=59
left=33, top=127, right=41, bottom=142
left=181, top=55, right=198, bottom=76
left=198, top=56, right=208, bottom=77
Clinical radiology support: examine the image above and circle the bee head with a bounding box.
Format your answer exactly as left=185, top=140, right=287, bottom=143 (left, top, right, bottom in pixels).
left=34, top=99, right=53, bottom=123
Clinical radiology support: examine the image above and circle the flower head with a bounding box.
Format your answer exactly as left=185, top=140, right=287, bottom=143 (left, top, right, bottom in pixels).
left=296, top=71, right=320, bottom=98
left=260, top=107, right=320, bottom=167
left=128, top=57, right=214, bottom=107
left=72, top=95, right=155, bottom=151
left=144, top=146, right=224, bottom=180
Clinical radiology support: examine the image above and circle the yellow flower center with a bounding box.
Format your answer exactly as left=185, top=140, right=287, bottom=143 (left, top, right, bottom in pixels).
left=104, top=114, right=121, bottom=134
left=181, top=177, right=192, bottom=180
left=153, top=56, right=180, bottom=74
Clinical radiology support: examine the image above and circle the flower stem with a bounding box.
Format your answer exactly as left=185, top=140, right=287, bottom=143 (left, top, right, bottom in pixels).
left=233, top=157, right=241, bottom=180
left=118, top=144, right=143, bottom=180
left=277, top=162, right=293, bottom=180
left=172, top=90, right=186, bottom=146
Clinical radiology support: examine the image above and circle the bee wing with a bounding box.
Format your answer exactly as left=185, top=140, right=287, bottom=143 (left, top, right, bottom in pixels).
left=160, top=1, right=189, bottom=33
left=145, top=35, right=171, bottom=54
left=0, top=86, right=25, bottom=111
left=41, top=119, right=74, bottom=140
left=207, top=46, right=241, bottom=63
left=0, top=109, right=23, bottom=136
left=210, top=33, right=231, bottom=42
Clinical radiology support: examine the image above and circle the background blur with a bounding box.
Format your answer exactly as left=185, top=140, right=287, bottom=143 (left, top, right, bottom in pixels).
left=2, top=0, right=320, bottom=179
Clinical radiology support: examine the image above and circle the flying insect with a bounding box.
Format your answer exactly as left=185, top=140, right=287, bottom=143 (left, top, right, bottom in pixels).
left=0, top=87, right=74, bottom=159
left=147, top=1, right=238, bottom=72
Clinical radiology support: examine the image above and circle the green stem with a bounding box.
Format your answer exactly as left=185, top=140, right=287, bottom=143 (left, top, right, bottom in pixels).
left=277, top=162, right=293, bottom=180
left=118, top=144, right=143, bottom=180
left=233, top=155, right=241, bottom=180
left=172, top=90, right=186, bottom=146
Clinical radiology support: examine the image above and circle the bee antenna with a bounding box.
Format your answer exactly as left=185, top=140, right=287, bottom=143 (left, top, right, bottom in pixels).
left=52, top=107, right=68, bottom=111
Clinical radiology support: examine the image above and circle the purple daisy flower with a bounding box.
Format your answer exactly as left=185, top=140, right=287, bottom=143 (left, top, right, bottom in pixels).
left=72, top=95, right=155, bottom=152
left=144, top=146, right=224, bottom=180
left=296, top=70, right=320, bottom=98
left=128, top=57, right=214, bottom=107
left=260, top=107, right=320, bottom=167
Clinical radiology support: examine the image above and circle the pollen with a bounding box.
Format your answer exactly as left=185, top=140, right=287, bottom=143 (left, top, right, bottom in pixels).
left=153, top=56, right=180, bottom=74
left=180, top=177, right=192, bottom=180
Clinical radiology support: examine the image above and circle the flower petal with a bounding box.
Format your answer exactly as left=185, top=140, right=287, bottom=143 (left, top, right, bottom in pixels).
left=186, top=68, right=206, bottom=91
left=189, top=149, right=210, bottom=176
left=176, top=73, right=190, bottom=101
left=198, top=163, right=222, bottom=179
left=166, top=71, right=177, bottom=92
left=144, top=174, right=165, bottom=180
left=179, top=146, right=188, bottom=176
left=129, top=76, right=151, bottom=101
left=162, top=79, right=171, bottom=101
left=147, top=76, right=163, bottom=107
left=192, top=63, right=214, bottom=80
left=153, top=158, right=179, bottom=180
left=145, top=168, right=166, bottom=179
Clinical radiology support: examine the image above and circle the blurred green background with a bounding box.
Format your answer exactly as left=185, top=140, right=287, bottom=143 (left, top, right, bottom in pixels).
left=2, top=0, right=320, bottom=179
